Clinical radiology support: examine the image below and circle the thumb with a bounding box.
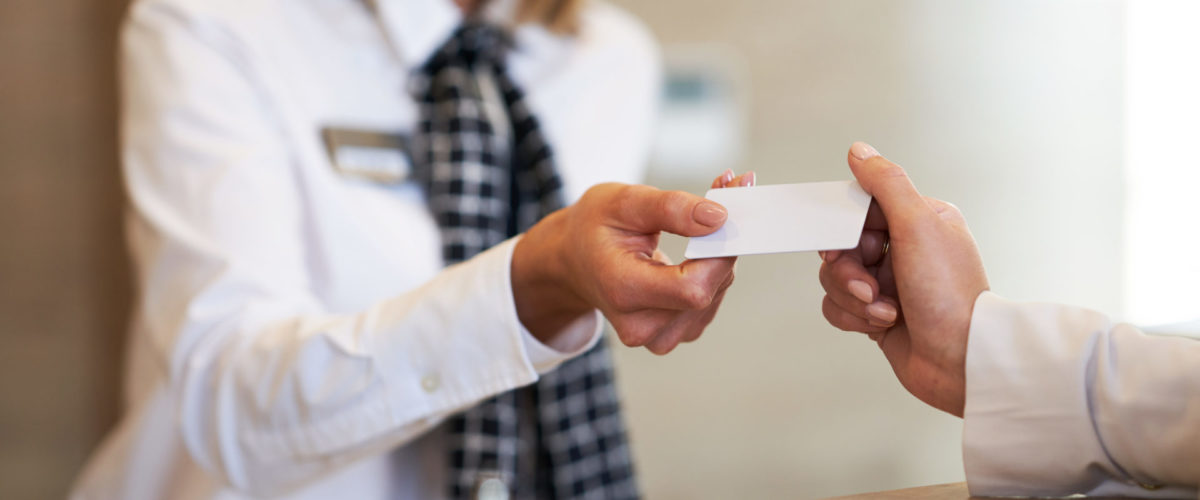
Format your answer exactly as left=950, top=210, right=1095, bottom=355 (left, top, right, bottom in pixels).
left=846, top=142, right=933, bottom=225
left=611, top=184, right=729, bottom=237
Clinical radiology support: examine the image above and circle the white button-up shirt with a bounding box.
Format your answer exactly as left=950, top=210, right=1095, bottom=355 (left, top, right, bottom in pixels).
left=71, top=0, right=659, bottom=498
left=965, top=293, right=1200, bottom=498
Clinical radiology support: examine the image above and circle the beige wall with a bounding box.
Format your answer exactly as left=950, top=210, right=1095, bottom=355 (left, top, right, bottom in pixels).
left=607, top=0, right=1124, bottom=498
left=0, top=0, right=1123, bottom=498
left=0, top=0, right=131, bottom=498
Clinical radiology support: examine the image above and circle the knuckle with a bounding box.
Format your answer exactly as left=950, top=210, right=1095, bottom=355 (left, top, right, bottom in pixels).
left=613, top=183, right=637, bottom=201
left=646, top=340, right=674, bottom=356
left=581, top=183, right=616, bottom=207
left=818, top=265, right=835, bottom=291
left=926, top=196, right=964, bottom=218
left=831, top=259, right=863, bottom=281
left=824, top=312, right=855, bottom=332
left=861, top=230, right=885, bottom=250
left=604, top=286, right=635, bottom=312
left=833, top=314, right=866, bottom=333
left=680, top=282, right=712, bottom=309
left=617, top=334, right=643, bottom=348
left=581, top=183, right=604, bottom=199
left=615, top=322, right=654, bottom=347
left=833, top=322, right=857, bottom=333
left=829, top=258, right=850, bottom=277
left=821, top=309, right=836, bottom=323
left=607, top=184, right=640, bottom=213
left=660, top=190, right=693, bottom=214
left=821, top=296, right=854, bottom=332
left=821, top=295, right=837, bottom=316
left=596, top=273, right=634, bottom=311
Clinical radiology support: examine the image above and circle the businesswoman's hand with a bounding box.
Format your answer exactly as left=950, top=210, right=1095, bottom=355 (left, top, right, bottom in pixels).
left=818, top=143, right=989, bottom=416
left=514, top=171, right=752, bottom=355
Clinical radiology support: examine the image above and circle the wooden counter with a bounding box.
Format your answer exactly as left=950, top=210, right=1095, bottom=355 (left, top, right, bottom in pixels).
left=824, top=482, right=973, bottom=499
left=824, top=482, right=1139, bottom=499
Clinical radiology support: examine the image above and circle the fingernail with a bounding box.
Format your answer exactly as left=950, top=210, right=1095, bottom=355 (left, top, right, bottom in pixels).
left=868, top=317, right=894, bottom=328
left=867, top=302, right=897, bottom=323
left=693, top=201, right=728, bottom=227
left=850, top=141, right=880, bottom=161
left=848, top=280, right=874, bottom=303
left=741, top=171, right=756, bottom=187
left=722, top=169, right=734, bottom=184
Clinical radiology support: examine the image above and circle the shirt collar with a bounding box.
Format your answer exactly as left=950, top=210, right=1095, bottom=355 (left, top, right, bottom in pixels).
left=369, top=0, right=523, bottom=71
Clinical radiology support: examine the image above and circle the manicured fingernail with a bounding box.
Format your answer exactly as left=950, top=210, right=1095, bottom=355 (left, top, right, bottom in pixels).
left=868, top=317, right=894, bottom=328
left=867, top=302, right=897, bottom=323
left=850, top=141, right=880, bottom=161
left=848, top=280, right=874, bottom=303
left=723, top=169, right=734, bottom=184
left=741, top=171, right=756, bottom=187
left=694, top=201, right=728, bottom=227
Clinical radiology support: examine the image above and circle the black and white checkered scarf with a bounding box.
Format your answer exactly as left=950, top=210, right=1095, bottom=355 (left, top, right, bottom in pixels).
left=409, top=21, right=639, bottom=500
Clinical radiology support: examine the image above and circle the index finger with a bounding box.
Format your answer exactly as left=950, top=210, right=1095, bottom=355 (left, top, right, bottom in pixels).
left=607, top=255, right=736, bottom=312
left=864, top=199, right=888, bottom=231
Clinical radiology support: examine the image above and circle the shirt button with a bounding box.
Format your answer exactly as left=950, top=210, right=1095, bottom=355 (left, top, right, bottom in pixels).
left=475, top=477, right=509, bottom=500
left=421, top=374, right=440, bottom=393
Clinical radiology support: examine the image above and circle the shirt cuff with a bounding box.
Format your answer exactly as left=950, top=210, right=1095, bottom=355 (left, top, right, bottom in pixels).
left=518, top=310, right=604, bottom=374
left=963, top=292, right=1136, bottom=497
left=505, top=236, right=605, bottom=374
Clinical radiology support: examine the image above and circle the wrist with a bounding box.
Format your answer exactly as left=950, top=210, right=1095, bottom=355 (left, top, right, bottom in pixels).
left=940, top=289, right=986, bottom=417
left=512, top=210, right=592, bottom=344
left=929, top=302, right=973, bottom=417
left=932, top=363, right=967, bottom=418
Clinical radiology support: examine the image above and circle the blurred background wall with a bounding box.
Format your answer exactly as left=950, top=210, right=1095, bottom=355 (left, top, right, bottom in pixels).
left=0, top=0, right=132, bottom=498
left=606, top=0, right=1124, bottom=498
left=0, top=0, right=1126, bottom=499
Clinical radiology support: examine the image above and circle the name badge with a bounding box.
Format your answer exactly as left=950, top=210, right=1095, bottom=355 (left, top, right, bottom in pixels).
left=321, top=127, right=411, bottom=184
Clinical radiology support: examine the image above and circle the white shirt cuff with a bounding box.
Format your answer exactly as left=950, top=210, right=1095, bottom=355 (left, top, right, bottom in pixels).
left=504, top=236, right=604, bottom=374
left=963, top=292, right=1105, bottom=497
left=964, top=292, right=1139, bottom=497
left=518, top=310, right=604, bottom=374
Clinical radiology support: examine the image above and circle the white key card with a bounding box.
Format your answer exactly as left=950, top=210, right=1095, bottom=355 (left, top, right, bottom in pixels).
left=684, top=181, right=872, bottom=259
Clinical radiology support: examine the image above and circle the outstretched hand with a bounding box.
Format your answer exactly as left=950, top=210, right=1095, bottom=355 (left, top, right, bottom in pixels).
left=819, top=143, right=989, bottom=416
left=514, top=170, right=754, bottom=355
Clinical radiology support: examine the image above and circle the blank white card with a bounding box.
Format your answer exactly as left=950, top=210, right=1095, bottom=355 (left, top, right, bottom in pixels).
left=684, top=181, right=872, bottom=259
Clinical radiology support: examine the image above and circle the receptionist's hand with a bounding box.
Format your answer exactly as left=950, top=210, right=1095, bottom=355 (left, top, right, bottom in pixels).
left=513, top=170, right=753, bottom=355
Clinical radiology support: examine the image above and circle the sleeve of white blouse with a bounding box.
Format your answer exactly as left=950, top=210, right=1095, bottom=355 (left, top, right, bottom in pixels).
left=963, top=292, right=1200, bottom=499
left=121, top=4, right=600, bottom=496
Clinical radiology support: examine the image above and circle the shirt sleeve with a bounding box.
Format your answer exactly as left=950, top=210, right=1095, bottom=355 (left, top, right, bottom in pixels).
left=121, top=3, right=598, bottom=496
left=521, top=310, right=605, bottom=374
left=963, top=292, right=1200, bottom=498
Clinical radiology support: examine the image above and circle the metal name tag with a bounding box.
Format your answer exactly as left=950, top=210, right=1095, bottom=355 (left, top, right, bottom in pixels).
left=321, top=127, right=412, bottom=184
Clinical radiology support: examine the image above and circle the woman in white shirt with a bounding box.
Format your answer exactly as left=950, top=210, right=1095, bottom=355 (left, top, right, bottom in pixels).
left=71, top=0, right=745, bottom=498
left=820, top=142, right=1199, bottom=498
